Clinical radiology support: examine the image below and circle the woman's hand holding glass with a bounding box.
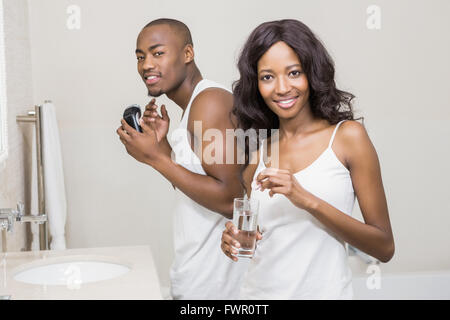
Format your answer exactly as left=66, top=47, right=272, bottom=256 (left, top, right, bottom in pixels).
left=221, top=221, right=263, bottom=262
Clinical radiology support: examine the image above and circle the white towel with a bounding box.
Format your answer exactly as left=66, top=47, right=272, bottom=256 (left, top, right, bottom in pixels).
left=41, top=101, right=67, bottom=250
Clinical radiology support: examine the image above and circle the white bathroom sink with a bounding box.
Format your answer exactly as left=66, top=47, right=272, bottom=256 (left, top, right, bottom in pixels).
left=13, top=256, right=131, bottom=286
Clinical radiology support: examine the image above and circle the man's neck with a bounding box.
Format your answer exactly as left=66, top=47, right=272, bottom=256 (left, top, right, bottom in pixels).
left=166, top=66, right=203, bottom=111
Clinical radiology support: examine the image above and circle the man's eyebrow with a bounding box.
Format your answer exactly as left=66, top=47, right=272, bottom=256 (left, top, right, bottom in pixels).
left=259, top=64, right=302, bottom=73
left=135, top=44, right=165, bottom=54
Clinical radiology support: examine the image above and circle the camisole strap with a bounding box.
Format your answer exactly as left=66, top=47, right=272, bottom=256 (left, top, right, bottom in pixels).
left=259, top=140, right=265, bottom=165
left=328, top=120, right=347, bottom=149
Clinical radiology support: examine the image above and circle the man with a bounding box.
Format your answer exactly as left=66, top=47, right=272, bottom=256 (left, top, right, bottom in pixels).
left=116, top=18, right=247, bottom=299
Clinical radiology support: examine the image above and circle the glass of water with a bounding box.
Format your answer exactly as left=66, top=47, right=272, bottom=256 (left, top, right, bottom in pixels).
left=232, top=197, right=259, bottom=258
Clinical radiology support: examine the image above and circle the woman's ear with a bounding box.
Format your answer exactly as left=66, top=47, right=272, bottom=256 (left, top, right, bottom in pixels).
left=184, top=44, right=194, bottom=63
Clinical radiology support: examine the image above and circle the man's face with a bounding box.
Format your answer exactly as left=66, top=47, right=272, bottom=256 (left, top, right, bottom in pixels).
left=135, top=24, right=187, bottom=97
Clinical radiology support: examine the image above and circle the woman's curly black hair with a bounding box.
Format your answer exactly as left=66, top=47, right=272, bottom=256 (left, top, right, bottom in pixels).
left=231, top=19, right=358, bottom=194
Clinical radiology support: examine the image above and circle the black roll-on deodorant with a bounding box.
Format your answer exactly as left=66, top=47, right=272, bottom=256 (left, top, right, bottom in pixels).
left=123, top=104, right=142, bottom=133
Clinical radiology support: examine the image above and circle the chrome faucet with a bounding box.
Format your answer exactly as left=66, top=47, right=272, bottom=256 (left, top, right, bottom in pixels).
left=0, top=204, right=20, bottom=232
left=0, top=205, right=18, bottom=252
left=0, top=202, right=48, bottom=252
left=1, top=202, right=47, bottom=224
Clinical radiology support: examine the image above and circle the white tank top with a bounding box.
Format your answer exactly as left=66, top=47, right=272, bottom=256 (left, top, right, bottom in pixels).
left=240, top=120, right=355, bottom=299
left=170, top=79, right=249, bottom=299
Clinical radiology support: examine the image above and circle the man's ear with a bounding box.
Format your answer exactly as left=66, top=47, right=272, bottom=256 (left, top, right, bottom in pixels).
left=184, top=44, right=194, bottom=64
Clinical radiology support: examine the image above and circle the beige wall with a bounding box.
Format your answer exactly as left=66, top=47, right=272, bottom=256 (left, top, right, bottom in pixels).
left=1, top=0, right=449, bottom=288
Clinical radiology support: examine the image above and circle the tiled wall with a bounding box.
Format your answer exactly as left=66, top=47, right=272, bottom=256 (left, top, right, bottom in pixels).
left=0, top=0, right=34, bottom=252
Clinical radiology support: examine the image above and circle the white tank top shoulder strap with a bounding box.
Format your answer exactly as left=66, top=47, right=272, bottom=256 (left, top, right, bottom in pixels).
left=328, top=120, right=347, bottom=149
left=181, top=79, right=231, bottom=123
left=180, top=79, right=207, bottom=123
left=259, top=140, right=265, bottom=163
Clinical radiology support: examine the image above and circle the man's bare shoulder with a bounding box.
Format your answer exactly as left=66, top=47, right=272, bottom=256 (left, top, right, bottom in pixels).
left=191, top=87, right=233, bottom=114
left=188, top=87, right=234, bottom=128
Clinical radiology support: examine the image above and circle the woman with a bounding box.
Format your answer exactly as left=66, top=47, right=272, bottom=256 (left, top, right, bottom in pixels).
left=221, top=19, right=395, bottom=299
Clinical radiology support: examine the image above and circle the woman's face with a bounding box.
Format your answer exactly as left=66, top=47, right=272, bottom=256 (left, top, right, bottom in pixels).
left=257, top=41, right=310, bottom=120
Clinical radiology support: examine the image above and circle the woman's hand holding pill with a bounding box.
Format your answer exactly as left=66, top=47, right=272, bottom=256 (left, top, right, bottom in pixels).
left=255, top=167, right=317, bottom=211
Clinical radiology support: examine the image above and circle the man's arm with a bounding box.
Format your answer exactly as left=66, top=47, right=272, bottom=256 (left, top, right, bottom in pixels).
left=148, top=88, right=244, bottom=219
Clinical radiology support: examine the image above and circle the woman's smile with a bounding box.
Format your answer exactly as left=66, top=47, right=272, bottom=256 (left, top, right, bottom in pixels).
left=273, top=96, right=299, bottom=109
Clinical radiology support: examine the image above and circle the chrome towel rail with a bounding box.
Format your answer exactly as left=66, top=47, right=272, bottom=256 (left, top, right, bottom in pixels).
left=16, top=104, right=49, bottom=250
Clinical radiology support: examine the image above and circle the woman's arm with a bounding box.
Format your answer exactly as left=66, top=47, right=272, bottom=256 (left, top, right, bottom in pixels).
left=256, top=121, right=395, bottom=262
left=314, top=120, right=395, bottom=262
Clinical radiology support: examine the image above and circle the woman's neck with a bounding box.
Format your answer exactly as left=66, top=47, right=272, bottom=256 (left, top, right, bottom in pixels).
left=278, top=103, right=320, bottom=140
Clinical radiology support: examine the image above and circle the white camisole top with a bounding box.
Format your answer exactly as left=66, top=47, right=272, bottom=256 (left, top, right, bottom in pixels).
left=240, top=120, right=356, bottom=299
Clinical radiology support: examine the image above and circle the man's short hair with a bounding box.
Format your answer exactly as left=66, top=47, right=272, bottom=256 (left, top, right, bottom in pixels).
left=144, top=18, right=193, bottom=47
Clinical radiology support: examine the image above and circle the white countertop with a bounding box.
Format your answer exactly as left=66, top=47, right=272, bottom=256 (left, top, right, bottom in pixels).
left=0, top=245, right=163, bottom=300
